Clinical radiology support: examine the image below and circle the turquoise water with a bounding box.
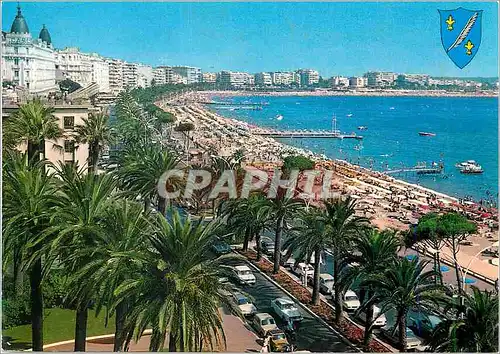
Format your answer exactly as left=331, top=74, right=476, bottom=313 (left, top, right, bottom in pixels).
left=211, top=95, right=498, bottom=203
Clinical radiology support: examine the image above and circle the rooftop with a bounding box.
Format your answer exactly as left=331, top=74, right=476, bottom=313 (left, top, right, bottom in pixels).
left=10, top=5, right=29, bottom=34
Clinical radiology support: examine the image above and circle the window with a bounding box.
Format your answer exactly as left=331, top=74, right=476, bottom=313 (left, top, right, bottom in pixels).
left=63, top=116, right=75, bottom=129
left=64, top=140, right=75, bottom=153
left=14, top=58, right=19, bottom=65
left=14, top=70, right=19, bottom=78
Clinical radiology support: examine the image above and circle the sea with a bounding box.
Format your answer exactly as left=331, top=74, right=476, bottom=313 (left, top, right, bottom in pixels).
left=210, top=95, right=498, bottom=204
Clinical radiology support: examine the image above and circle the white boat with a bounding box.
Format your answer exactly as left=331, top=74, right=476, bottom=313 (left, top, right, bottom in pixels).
left=276, top=115, right=283, bottom=121
left=455, top=160, right=483, bottom=174
left=346, top=113, right=353, bottom=117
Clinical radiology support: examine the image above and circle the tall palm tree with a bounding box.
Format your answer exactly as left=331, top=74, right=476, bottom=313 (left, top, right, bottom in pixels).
left=343, top=228, right=400, bottom=345
left=3, top=154, right=59, bottom=351
left=4, top=99, right=62, bottom=162
left=267, top=193, right=304, bottom=274
left=75, top=112, right=114, bottom=174
left=65, top=199, right=152, bottom=351
left=283, top=207, right=330, bottom=305
left=116, top=144, right=182, bottom=214
left=427, top=286, right=498, bottom=352
left=47, top=165, right=117, bottom=351
left=322, top=197, right=369, bottom=324
left=114, top=210, right=229, bottom=351
left=369, top=258, right=443, bottom=352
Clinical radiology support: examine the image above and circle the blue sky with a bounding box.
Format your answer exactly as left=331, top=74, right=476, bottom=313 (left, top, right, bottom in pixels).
left=2, top=2, right=498, bottom=77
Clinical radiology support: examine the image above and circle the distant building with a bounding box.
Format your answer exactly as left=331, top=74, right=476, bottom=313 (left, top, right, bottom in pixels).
left=153, top=66, right=170, bottom=85
left=219, top=71, right=254, bottom=87
left=255, top=72, right=272, bottom=86
left=396, top=74, right=430, bottom=86
left=272, top=71, right=295, bottom=86
left=331, top=76, right=350, bottom=87
left=364, top=71, right=397, bottom=87
left=297, top=69, right=320, bottom=86
left=349, top=77, right=366, bottom=88
left=56, top=48, right=111, bottom=93
left=106, top=58, right=124, bottom=95
left=1, top=5, right=57, bottom=94
left=202, top=72, right=217, bottom=83
left=137, top=64, right=153, bottom=88
left=122, top=62, right=138, bottom=89
left=172, top=66, right=201, bottom=84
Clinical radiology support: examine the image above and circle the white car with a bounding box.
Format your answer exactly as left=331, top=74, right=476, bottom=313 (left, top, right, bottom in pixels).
left=232, top=265, right=256, bottom=285
left=281, top=251, right=295, bottom=268
left=357, top=305, right=387, bottom=327
left=252, top=313, right=278, bottom=337
left=231, top=292, right=257, bottom=317
left=319, top=273, right=335, bottom=294
left=343, top=290, right=360, bottom=311
left=292, top=263, right=314, bottom=279
left=270, top=297, right=303, bottom=322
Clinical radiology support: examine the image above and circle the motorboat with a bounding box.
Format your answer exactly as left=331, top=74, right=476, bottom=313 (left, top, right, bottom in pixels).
left=276, top=115, right=283, bottom=121
left=456, top=160, right=483, bottom=174
left=418, top=132, right=436, bottom=136
left=357, top=126, right=368, bottom=130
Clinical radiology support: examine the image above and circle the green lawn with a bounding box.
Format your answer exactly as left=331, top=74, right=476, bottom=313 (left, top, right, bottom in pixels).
left=3, top=308, right=115, bottom=350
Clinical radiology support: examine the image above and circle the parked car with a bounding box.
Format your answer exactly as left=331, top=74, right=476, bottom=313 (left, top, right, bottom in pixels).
left=292, top=263, right=314, bottom=279
left=357, top=305, right=387, bottom=327
left=268, top=329, right=290, bottom=352
left=252, top=313, right=278, bottom=337
left=261, top=239, right=275, bottom=256
left=280, top=251, right=295, bottom=268
left=232, top=265, right=256, bottom=285
left=343, top=290, right=360, bottom=311
left=271, top=297, right=303, bottom=322
left=231, top=292, right=257, bottom=317
left=381, top=325, right=423, bottom=350
left=319, top=273, right=335, bottom=294
left=408, top=312, right=442, bottom=339
left=212, top=239, right=232, bottom=255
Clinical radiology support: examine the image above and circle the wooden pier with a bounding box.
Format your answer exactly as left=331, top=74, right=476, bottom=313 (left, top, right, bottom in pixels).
left=253, top=130, right=363, bottom=140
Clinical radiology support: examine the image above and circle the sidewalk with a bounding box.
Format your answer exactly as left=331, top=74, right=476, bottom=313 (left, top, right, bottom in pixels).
left=44, top=306, right=261, bottom=352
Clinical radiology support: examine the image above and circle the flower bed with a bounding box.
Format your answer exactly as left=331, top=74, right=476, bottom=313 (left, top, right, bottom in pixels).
left=239, top=250, right=391, bottom=352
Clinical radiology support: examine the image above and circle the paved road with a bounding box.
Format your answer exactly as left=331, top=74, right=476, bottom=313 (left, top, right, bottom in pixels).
left=225, top=259, right=356, bottom=352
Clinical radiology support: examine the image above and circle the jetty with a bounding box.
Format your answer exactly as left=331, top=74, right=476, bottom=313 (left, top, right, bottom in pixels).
left=383, top=165, right=444, bottom=175
left=253, top=130, right=363, bottom=140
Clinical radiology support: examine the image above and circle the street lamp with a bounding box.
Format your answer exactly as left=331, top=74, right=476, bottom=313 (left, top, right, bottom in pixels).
left=462, top=241, right=499, bottom=291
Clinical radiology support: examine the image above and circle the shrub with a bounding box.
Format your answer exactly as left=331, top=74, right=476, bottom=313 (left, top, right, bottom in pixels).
left=2, top=295, right=31, bottom=329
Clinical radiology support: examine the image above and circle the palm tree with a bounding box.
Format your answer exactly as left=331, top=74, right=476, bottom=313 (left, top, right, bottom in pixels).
left=322, top=197, right=369, bottom=324
left=283, top=207, right=330, bottom=305
left=2, top=154, right=59, bottom=351
left=116, top=144, right=182, bottom=214
left=47, top=164, right=117, bottom=351
left=369, top=258, right=443, bottom=351
left=114, top=210, right=229, bottom=351
left=427, top=286, right=498, bottom=352
left=344, top=228, right=400, bottom=345
left=75, top=112, right=114, bottom=174
left=66, top=199, right=152, bottom=351
left=4, top=99, right=62, bottom=162
left=267, top=193, right=304, bottom=274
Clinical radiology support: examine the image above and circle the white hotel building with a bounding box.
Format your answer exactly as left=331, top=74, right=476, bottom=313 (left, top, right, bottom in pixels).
left=1, top=5, right=57, bottom=94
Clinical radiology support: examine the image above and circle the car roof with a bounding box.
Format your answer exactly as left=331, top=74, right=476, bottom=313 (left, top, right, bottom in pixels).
left=234, top=265, right=251, bottom=271
left=233, top=292, right=247, bottom=300
left=255, top=312, right=273, bottom=320
left=320, top=273, right=334, bottom=280
left=268, top=328, right=285, bottom=335
left=345, top=290, right=357, bottom=296
left=275, top=297, right=294, bottom=305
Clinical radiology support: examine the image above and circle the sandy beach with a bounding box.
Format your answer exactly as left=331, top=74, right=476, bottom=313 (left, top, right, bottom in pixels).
left=158, top=92, right=499, bottom=284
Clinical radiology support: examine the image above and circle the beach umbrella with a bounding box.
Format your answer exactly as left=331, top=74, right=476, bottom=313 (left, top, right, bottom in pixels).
left=440, top=265, right=450, bottom=272
left=464, top=278, right=476, bottom=284
left=405, top=254, right=418, bottom=261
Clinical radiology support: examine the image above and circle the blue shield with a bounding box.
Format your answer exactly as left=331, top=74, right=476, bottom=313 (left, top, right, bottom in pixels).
left=438, top=8, right=483, bottom=69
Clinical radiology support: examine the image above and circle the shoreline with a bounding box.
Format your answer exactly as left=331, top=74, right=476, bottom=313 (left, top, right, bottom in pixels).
left=201, top=89, right=499, bottom=99
left=159, top=92, right=498, bottom=283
